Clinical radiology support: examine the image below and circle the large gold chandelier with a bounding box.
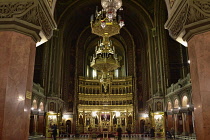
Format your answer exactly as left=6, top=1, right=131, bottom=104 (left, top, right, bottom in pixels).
left=90, top=0, right=124, bottom=92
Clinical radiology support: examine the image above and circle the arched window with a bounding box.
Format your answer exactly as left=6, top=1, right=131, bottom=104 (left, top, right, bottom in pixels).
left=40, top=102, right=44, bottom=111
left=174, top=99, right=179, bottom=108
left=114, top=69, right=119, bottom=78
left=92, top=69, right=97, bottom=78
left=86, top=65, right=90, bottom=77
left=32, top=100, right=37, bottom=109
left=167, top=102, right=172, bottom=110
left=182, top=96, right=188, bottom=107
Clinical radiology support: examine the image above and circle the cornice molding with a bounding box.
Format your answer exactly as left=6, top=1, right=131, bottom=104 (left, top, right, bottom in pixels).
left=165, top=0, right=210, bottom=44
left=0, top=0, right=57, bottom=45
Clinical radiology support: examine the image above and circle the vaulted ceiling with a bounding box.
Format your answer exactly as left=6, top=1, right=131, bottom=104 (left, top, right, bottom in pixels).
left=55, top=0, right=155, bottom=49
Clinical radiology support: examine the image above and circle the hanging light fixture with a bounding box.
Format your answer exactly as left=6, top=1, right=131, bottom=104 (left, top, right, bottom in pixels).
left=101, top=0, right=122, bottom=20
left=90, top=0, right=124, bottom=38
left=90, top=37, right=120, bottom=92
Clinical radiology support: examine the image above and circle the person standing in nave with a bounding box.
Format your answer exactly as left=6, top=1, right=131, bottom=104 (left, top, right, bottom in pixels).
left=171, top=127, right=175, bottom=139
left=117, top=125, right=122, bottom=140
left=150, top=127, right=155, bottom=138
left=126, top=125, right=131, bottom=139
left=52, top=124, right=57, bottom=140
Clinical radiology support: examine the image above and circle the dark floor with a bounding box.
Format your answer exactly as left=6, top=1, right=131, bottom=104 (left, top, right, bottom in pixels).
left=29, top=137, right=178, bottom=140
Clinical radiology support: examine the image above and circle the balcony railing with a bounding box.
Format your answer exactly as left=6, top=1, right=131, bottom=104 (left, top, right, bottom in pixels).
left=32, top=83, right=45, bottom=97
left=166, top=73, right=191, bottom=95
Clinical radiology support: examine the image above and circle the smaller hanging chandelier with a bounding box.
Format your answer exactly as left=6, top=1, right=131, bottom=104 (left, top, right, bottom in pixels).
left=90, top=0, right=125, bottom=38
left=90, top=37, right=120, bottom=72
left=90, top=37, right=120, bottom=92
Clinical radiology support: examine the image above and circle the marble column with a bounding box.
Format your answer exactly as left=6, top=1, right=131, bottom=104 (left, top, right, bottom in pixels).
left=181, top=113, right=187, bottom=135
left=167, top=115, right=173, bottom=130
left=185, top=113, right=191, bottom=135
left=34, top=115, right=38, bottom=135
left=0, top=0, right=56, bottom=139
left=192, top=111, right=196, bottom=135
left=174, top=114, right=178, bottom=135
left=38, top=115, right=45, bottom=135
left=0, top=31, right=36, bottom=140
left=188, top=31, right=210, bottom=139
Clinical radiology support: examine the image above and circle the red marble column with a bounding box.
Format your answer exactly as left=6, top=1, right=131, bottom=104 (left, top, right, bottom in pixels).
left=174, top=114, right=178, bottom=134
left=29, top=116, right=35, bottom=135
left=0, top=31, right=36, bottom=140
left=34, top=115, right=38, bottom=134
left=185, top=113, right=192, bottom=135
left=188, top=31, right=210, bottom=140
left=181, top=113, right=187, bottom=135
left=167, top=115, right=173, bottom=130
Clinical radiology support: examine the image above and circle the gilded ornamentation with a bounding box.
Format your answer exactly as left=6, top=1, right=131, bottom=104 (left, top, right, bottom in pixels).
left=91, top=0, right=124, bottom=38
left=26, top=91, right=32, bottom=99
left=91, top=21, right=121, bottom=37
left=77, top=76, right=134, bottom=133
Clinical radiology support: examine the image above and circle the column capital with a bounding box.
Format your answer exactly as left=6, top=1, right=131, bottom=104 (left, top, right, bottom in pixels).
left=165, top=0, right=210, bottom=45
left=0, top=0, right=57, bottom=46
